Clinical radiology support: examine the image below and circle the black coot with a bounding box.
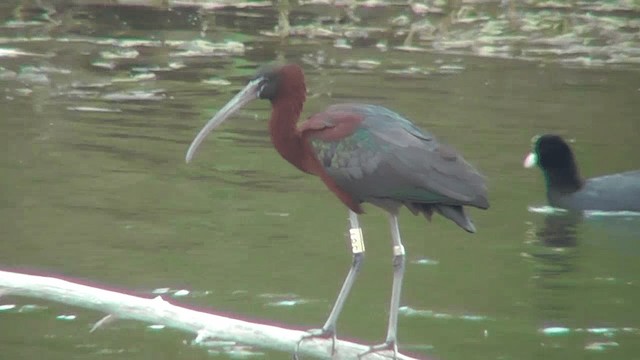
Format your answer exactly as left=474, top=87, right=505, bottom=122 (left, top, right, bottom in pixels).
left=524, top=134, right=640, bottom=212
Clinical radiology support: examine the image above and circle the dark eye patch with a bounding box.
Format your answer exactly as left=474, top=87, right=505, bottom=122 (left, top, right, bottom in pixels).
left=257, top=74, right=279, bottom=100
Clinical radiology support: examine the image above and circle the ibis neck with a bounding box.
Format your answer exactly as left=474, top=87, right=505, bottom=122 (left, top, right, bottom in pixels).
left=267, top=93, right=363, bottom=214
left=269, top=96, right=308, bottom=172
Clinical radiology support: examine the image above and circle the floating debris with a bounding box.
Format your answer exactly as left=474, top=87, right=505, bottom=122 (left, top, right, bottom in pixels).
left=264, top=212, right=289, bottom=217
left=149, top=287, right=210, bottom=298
left=585, top=341, right=619, bottom=351
left=206, top=343, right=265, bottom=358
left=15, top=88, right=33, bottom=96
left=67, top=106, right=122, bottom=113
left=116, top=39, right=161, bottom=48
left=394, top=45, right=428, bottom=52
left=112, top=72, right=156, bottom=82
left=399, top=306, right=489, bottom=321
left=259, top=293, right=312, bottom=307
left=533, top=1, right=573, bottom=10
left=203, top=77, right=232, bottom=86
left=91, top=61, right=116, bottom=70
left=541, top=326, right=571, bottom=335
left=102, top=89, right=166, bottom=101
left=334, top=38, right=352, bottom=49
left=168, top=39, right=245, bottom=57
left=131, top=62, right=187, bottom=72
left=225, top=346, right=266, bottom=358
left=100, top=49, right=139, bottom=60
left=265, top=300, right=303, bottom=307
left=0, top=48, right=44, bottom=57
left=587, top=327, right=617, bottom=335
left=3, top=20, right=47, bottom=28
left=412, top=258, right=439, bottom=266
left=169, top=62, right=186, bottom=70
left=386, top=66, right=431, bottom=77
left=437, top=64, right=466, bottom=74
left=196, top=339, right=236, bottom=347
left=527, top=206, right=568, bottom=215
left=541, top=326, right=639, bottom=336
left=355, top=59, right=381, bottom=70
left=340, top=59, right=381, bottom=70
left=173, top=289, right=190, bottom=297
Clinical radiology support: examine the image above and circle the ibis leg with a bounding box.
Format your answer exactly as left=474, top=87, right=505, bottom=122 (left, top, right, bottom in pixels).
left=293, top=210, right=365, bottom=359
left=359, top=213, right=405, bottom=359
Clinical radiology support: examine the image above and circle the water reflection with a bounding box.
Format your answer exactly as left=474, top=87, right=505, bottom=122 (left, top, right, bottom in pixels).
left=526, top=210, right=640, bottom=355
left=526, top=212, right=581, bottom=323
left=535, top=212, right=582, bottom=248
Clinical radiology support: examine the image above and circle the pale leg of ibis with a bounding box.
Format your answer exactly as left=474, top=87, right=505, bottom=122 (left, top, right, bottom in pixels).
left=359, top=213, right=405, bottom=359
left=293, top=210, right=365, bottom=359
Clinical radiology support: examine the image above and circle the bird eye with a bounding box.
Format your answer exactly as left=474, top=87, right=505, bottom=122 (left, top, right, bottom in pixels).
left=256, top=76, right=278, bottom=100
left=258, top=81, right=267, bottom=96
left=255, top=80, right=268, bottom=99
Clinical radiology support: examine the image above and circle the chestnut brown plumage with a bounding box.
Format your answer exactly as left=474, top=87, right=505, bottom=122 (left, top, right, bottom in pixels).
left=186, top=64, right=489, bottom=358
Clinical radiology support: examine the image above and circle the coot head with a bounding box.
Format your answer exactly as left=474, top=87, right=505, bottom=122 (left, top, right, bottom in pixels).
left=524, top=134, right=584, bottom=193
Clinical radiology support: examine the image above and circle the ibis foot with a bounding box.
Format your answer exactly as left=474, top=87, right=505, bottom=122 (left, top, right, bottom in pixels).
left=358, top=340, right=398, bottom=359
left=292, top=328, right=336, bottom=360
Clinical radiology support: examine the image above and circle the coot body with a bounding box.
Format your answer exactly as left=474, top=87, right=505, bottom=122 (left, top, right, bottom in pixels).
left=524, top=134, right=640, bottom=212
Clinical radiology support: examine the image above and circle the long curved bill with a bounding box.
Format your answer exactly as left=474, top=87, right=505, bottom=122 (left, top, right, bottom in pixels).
left=185, top=78, right=262, bottom=163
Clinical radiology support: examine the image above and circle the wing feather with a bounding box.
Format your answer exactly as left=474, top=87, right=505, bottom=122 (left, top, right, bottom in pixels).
left=306, top=104, right=489, bottom=209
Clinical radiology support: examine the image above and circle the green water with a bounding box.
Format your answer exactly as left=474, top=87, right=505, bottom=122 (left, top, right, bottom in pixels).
left=1, top=1, right=640, bottom=359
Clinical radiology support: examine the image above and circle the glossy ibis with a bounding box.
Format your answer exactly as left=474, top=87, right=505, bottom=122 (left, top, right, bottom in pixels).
left=186, top=64, right=489, bottom=358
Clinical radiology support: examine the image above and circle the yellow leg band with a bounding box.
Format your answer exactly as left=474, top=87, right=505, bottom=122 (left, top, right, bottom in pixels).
left=349, top=228, right=365, bottom=254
